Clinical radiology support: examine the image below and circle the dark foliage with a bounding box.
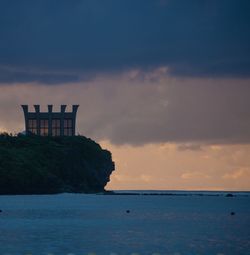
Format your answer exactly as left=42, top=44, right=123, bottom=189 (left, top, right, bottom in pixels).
left=0, top=133, right=114, bottom=194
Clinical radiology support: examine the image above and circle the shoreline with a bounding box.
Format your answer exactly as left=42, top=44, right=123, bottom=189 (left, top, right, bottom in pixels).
left=1, top=190, right=249, bottom=197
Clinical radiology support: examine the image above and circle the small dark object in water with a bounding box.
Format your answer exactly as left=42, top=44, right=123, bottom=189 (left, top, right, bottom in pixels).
left=126, top=210, right=130, bottom=213
left=226, top=193, right=234, bottom=197
left=231, top=212, right=235, bottom=215
left=0, top=210, right=2, bottom=213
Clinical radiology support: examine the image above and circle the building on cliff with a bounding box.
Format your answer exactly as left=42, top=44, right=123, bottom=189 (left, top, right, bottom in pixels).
left=21, top=105, right=79, bottom=136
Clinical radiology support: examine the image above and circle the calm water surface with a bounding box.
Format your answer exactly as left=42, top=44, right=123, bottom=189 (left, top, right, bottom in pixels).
left=0, top=192, right=249, bottom=255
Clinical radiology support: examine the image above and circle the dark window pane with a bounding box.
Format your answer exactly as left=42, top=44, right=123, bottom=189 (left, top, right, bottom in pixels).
left=64, top=120, right=68, bottom=128
left=40, top=119, right=48, bottom=128
left=67, top=119, right=72, bottom=128
left=40, top=128, right=48, bottom=136
left=52, top=129, right=56, bottom=136
left=52, top=119, right=60, bottom=128
left=28, top=119, right=37, bottom=129
left=52, top=127, right=60, bottom=136
left=64, top=119, right=72, bottom=128
left=28, top=128, right=37, bottom=135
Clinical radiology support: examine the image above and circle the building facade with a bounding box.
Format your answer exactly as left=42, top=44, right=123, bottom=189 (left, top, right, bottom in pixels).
left=21, top=105, right=79, bottom=136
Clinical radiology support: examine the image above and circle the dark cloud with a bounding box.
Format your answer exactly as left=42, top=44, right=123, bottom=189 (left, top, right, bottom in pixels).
left=0, top=0, right=250, bottom=84
left=0, top=66, right=79, bottom=84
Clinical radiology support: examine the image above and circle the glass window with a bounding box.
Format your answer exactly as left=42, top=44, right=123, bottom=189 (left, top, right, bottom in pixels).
left=64, top=119, right=72, bottom=128
left=28, top=119, right=37, bottom=134
left=52, top=119, right=60, bottom=136
left=63, top=119, right=73, bottom=136
left=52, top=119, right=60, bottom=128
left=40, top=119, right=48, bottom=128
left=63, top=128, right=72, bottom=136
left=40, top=119, right=49, bottom=136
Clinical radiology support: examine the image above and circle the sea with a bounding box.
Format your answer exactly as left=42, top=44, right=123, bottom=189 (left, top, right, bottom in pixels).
left=0, top=191, right=249, bottom=255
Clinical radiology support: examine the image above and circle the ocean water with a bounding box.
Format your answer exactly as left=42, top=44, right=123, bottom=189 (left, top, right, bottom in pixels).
left=0, top=192, right=249, bottom=255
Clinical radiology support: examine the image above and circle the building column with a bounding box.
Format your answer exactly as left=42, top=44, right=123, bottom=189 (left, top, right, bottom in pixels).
left=60, top=105, right=67, bottom=136
left=48, top=105, right=53, bottom=136
left=21, top=105, right=29, bottom=134
left=72, top=105, right=79, bottom=135
left=34, top=105, right=40, bottom=135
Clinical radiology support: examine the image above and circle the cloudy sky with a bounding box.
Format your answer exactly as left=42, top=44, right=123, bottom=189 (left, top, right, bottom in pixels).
left=0, top=0, right=250, bottom=190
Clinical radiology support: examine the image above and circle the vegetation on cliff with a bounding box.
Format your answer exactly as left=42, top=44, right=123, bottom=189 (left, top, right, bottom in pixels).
left=0, top=133, right=114, bottom=194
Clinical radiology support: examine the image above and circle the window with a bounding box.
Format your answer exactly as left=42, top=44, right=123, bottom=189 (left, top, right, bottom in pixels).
left=40, top=119, right=49, bottom=136
left=52, top=119, right=60, bottom=136
left=28, top=119, right=37, bottom=134
left=64, top=119, right=73, bottom=136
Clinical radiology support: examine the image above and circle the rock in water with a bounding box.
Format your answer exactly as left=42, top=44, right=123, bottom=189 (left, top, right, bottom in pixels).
left=0, top=134, right=115, bottom=194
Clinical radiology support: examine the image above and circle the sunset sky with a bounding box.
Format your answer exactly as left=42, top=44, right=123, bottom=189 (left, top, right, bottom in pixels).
left=0, top=0, right=250, bottom=190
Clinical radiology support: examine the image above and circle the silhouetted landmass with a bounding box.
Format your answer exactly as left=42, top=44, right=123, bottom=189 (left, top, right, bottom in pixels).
left=0, top=133, right=114, bottom=194
left=103, top=191, right=249, bottom=197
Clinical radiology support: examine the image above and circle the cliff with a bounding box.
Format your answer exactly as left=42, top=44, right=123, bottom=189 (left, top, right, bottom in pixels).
left=0, top=133, right=115, bottom=194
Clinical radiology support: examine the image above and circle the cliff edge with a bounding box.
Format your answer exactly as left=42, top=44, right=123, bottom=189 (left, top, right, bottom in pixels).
left=0, top=133, right=115, bottom=194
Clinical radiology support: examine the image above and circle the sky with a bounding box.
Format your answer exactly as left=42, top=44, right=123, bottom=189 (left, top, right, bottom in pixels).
left=0, top=0, right=250, bottom=190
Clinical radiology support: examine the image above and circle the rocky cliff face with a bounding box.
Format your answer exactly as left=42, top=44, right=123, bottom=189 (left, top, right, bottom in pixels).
left=0, top=134, right=115, bottom=194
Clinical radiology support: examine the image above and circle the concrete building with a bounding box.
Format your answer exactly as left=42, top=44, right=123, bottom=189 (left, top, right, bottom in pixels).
left=21, top=105, right=79, bottom=136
